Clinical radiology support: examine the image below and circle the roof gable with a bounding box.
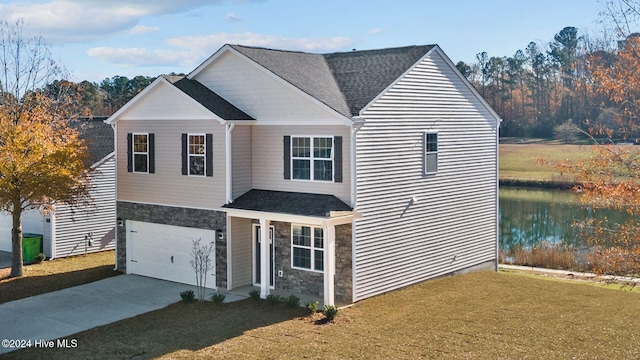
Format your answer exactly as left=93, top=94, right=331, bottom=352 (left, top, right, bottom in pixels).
left=229, top=45, right=352, bottom=118
left=324, top=45, right=434, bottom=116
left=226, top=44, right=434, bottom=117
left=166, top=76, right=254, bottom=120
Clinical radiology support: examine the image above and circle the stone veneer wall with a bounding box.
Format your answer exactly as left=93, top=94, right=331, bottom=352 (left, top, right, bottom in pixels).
left=334, top=223, right=353, bottom=302
left=116, top=202, right=228, bottom=288
left=267, top=220, right=353, bottom=303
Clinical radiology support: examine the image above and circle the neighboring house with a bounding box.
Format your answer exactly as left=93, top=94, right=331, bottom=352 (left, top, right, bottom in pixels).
left=107, top=44, right=501, bottom=305
left=0, top=117, right=116, bottom=259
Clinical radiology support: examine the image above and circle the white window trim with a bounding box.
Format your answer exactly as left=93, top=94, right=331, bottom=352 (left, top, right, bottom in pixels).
left=188, top=133, right=206, bottom=177
left=132, top=132, right=149, bottom=174
left=423, top=131, right=438, bottom=175
left=291, top=224, right=324, bottom=273
left=290, top=135, right=334, bottom=182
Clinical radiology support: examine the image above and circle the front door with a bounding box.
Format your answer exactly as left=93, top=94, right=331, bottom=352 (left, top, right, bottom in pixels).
left=253, top=224, right=275, bottom=288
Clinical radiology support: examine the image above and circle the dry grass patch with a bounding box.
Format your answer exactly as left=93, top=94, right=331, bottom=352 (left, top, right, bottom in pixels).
left=6, top=271, right=640, bottom=359
left=500, top=144, right=589, bottom=182
left=0, top=250, right=118, bottom=304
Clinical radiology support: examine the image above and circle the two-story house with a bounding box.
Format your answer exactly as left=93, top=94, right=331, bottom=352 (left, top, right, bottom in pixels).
left=106, top=44, right=501, bottom=305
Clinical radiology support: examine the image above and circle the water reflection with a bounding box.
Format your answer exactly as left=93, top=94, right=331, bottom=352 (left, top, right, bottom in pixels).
left=499, top=187, right=628, bottom=251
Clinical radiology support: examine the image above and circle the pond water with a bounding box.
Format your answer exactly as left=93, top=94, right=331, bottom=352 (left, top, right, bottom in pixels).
left=499, top=186, right=630, bottom=251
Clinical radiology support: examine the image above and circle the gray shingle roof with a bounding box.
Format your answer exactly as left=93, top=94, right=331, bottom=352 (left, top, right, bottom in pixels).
left=229, top=44, right=434, bottom=117
left=229, top=45, right=351, bottom=117
left=324, top=45, right=434, bottom=116
left=69, top=117, right=113, bottom=163
left=165, top=76, right=254, bottom=120
left=223, top=189, right=352, bottom=217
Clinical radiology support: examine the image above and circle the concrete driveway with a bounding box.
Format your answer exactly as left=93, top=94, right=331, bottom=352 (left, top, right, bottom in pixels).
left=0, top=274, right=244, bottom=354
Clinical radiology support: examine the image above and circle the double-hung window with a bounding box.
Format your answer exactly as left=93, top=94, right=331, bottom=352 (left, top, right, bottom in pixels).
left=291, top=136, right=333, bottom=181
left=292, top=225, right=324, bottom=272
left=133, top=133, right=149, bottom=173
left=181, top=133, right=213, bottom=177
left=424, top=132, right=438, bottom=174
left=188, top=134, right=206, bottom=176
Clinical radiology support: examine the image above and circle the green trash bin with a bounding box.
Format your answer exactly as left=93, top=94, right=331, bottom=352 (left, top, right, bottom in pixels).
left=22, top=233, right=42, bottom=262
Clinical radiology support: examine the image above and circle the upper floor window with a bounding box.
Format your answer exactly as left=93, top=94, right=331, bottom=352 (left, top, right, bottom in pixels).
left=424, top=132, right=438, bottom=174
left=291, top=136, right=333, bottom=181
left=188, top=134, right=206, bottom=176
left=182, top=133, right=213, bottom=177
left=133, top=134, right=148, bottom=173
left=127, top=133, right=154, bottom=174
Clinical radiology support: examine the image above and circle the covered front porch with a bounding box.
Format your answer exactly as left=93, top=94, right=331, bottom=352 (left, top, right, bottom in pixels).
left=221, top=190, right=355, bottom=306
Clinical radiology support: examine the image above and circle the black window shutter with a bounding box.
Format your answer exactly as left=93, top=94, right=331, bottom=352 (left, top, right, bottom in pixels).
left=148, top=133, right=155, bottom=174
left=127, top=133, right=133, bottom=172
left=334, top=136, right=343, bottom=183
left=181, top=133, right=188, bottom=175
left=206, top=133, right=213, bottom=177
left=283, top=135, right=291, bottom=180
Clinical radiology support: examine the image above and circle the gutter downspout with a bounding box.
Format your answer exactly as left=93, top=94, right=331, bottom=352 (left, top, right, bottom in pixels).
left=225, top=123, right=235, bottom=204
left=110, top=121, right=118, bottom=271
left=350, top=116, right=364, bottom=302
left=495, top=121, right=501, bottom=272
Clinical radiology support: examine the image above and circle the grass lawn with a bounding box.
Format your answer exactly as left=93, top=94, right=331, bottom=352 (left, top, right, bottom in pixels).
left=499, top=143, right=591, bottom=182
left=0, top=250, right=119, bottom=304
left=6, top=271, right=640, bottom=359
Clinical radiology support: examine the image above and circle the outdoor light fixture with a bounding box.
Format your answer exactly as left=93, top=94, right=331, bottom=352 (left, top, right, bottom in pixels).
left=117, top=218, right=123, bottom=227
left=217, top=229, right=223, bottom=240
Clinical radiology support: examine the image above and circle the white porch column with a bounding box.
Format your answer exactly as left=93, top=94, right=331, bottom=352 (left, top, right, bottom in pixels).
left=259, top=218, right=270, bottom=299
left=323, top=223, right=336, bottom=306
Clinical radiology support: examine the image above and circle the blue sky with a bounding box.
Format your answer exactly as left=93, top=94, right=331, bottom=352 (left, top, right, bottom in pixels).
left=0, top=0, right=607, bottom=82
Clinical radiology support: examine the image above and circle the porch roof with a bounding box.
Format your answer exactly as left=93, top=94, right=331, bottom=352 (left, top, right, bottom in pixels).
left=222, top=189, right=352, bottom=218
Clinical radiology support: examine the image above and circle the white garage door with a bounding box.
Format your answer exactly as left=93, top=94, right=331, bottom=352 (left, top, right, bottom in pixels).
left=126, top=221, right=216, bottom=288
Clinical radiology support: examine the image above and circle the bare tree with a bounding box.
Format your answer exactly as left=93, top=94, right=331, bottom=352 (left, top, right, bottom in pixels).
left=189, top=238, right=215, bottom=301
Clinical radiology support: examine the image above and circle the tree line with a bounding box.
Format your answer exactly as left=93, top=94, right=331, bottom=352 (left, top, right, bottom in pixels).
left=455, top=25, right=629, bottom=139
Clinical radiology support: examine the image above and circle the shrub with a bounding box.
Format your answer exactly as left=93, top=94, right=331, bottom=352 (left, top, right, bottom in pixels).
left=266, top=294, right=283, bottom=306
left=210, top=293, right=226, bottom=304
left=285, top=294, right=300, bottom=308
left=324, top=304, right=339, bottom=321
left=34, top=253, right=46, bottom=263
left=248, top=289, right=261, bottom=300
left=180, top=290, right=195, bottom=303
left=306, top=301, right=319, bottom=314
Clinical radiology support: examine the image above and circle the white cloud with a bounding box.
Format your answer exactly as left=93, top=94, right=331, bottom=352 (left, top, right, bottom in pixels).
left=226, top=12, right=244, bottom=22
left=87, top=32, right=358, bottom=70
left=368, top=28, right=383, bottom=35
left=166, top=32, right=357, bottom=56
left=86, top=47, right=192, bottom=67
left=0, top=0, right=214, bottom=43
left=130, top=25, right=159, bottom=35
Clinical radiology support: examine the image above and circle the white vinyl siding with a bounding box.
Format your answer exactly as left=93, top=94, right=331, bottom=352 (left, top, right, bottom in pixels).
left=353, top=49, right=499, bottom=301
left=50, top=155, right=116, bottom=258
left=0, top=156, right=116, bottom=258
left=117, top=120, right=227, bottom=209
